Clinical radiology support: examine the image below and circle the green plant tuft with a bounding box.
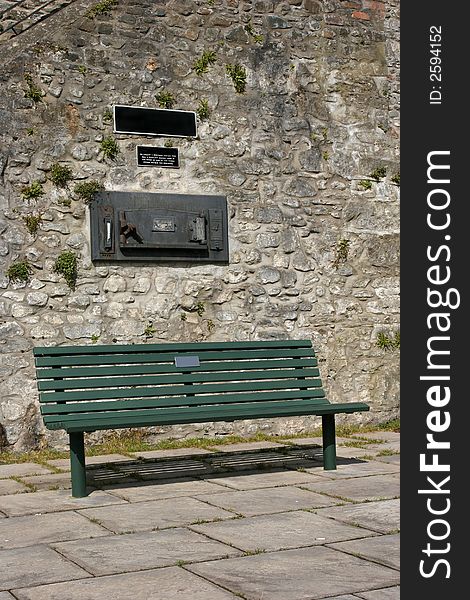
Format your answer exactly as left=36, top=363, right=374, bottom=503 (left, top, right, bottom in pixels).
left=194, top=50, right=217, bottom=76
left=333, top=239, right=350, bottom=268
left=22, top=181, right=44, bottom=201
left=49, top=163, right=74, bottom=188
left=245, top=21, right=263, bottom=44
left=54, top=251, right=78, bottom=290
left=86, top=0, right=118, bottom=18
left=391, top=172, right=400, bottom=186
left=370, top=166, right=387, bottom=181
left=359, top=179, right=372, bottom=190
left=91, top=334, right=100, bottom=344
left=26, top=127, right=35, bottom=136
left=225, top=63, right=247, bottom=94
left=103, top=108, right=113, bottom=122
left=74, top=180, right=104, bottom=203
left=6, top=260, right=32, bottom=283
left=376, top=331, right=400, bottom=351
left=144, top=321, right=156, bottom=338
left=164, top=139, right=174, bottom=148
left=197, top=98, right=210, bottom=120
left=155, top=90, right=176, bottom=109
left=322, top=151, right=330, bottom=161
left=24, top=74, right=43, bottom=103
left=100, top=136, right=120, bottom=160
left=78, top=65, right=87, bottom=74
left=196, top=301, right=205, bottom=317
left=23, top=214, right=42, bottom=235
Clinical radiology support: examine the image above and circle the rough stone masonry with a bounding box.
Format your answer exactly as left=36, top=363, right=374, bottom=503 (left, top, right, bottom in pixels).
left=0, top=0, right=400, bottom=450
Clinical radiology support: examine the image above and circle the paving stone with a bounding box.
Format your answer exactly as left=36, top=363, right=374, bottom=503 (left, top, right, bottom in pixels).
left=12, top=566, right=238, bottom=600
left=206, top=469, right=324, bottom=490
left=196, top=485, right=344, bottom=517
left=0, top=479, right=28, bottom=495
left=356, top=586, right=400, bottom=600
left=205, top=450, right=310, bottom=472
left=90, top=458, right=211, bottom=483
left=53, top=527, right=242, bottom=575
left=207, top=441, right=288, bottom=453
left=0, top=593, right=15, bottom=599
left=0, top=463, right=53, bottom=478
left=351, top=432, right=400, bottom=442
left=300, top=474, right=400, bottom=502
left=0, top=489, right=126, bottom=516
left=18, top=472, right=73, bottom=491
left=329, top=533, right=400, bottom=571
left=187, top=546, right=400, bottom=599
left=0, top=511, right=109, bottom=549
left=316, top=499, right=400, bottom=534
left=360, top=442, right=400, bottom=453
left=46, top=454, right=132, bottom=471
left=78, top=496, right=235, bottom=533
left=336, top=446, right=377, bottom=459
left=374, top=454, right=400, bottom=465
left=107, top=477, right=231, bottom=502
left=285, top=437, right=351, bottom=447
left=309, top=460, right=400, bottom=479
left=0, top=545, right=90, bottom=591
left=130, top=448, right=214, bottom=459
left=190, top=509, right=377, bottom=552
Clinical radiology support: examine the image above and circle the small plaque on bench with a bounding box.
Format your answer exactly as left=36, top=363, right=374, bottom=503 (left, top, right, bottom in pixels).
left=174, top=356, right=200, bottom=368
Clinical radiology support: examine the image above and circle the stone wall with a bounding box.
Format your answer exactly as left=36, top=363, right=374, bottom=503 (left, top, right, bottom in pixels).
left=0, top=0, right=400, bottom=450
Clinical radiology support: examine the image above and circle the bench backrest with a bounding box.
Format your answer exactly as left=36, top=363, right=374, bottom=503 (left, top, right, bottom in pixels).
left=34, top=340, right=328, bottom=430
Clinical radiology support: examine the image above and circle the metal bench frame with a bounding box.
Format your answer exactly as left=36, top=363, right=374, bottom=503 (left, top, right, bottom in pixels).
left=33, top=340, right=369, bottom=497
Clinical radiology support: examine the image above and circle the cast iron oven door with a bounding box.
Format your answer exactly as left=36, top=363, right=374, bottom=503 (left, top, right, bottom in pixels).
left=90, top=191, right=229, bottom=264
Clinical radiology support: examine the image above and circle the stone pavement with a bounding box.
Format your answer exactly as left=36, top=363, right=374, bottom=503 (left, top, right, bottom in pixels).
left=0, top=433, right=400, bottom=599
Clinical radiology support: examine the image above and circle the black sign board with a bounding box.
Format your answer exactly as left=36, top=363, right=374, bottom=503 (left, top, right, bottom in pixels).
left=136, top=146, right=180, bottom=168
left=114, top=105, right=197, bottom=138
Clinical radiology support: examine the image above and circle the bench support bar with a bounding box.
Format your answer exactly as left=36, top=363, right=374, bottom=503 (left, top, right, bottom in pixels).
left=322, top=414, right=337, bottom=470
left=70, top=431, right=87, bottom=497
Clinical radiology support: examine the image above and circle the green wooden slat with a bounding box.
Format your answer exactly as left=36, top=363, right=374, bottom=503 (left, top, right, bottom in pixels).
left=39, top=378, right=323, bottom=403
left=38, top=368, right=321, bottom=391
left=34, top=348, right=315, bottom=368
left=33, top=339, right=312, bottom=357
left=40, top=388, right=328, bottom=415
left=43, top=401, right=370, bottom=432
left=36, top=358, right=318, bottom=380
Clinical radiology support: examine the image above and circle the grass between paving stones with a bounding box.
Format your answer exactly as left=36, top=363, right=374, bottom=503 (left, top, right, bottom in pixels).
left=0, top=420, right=399, bottom=465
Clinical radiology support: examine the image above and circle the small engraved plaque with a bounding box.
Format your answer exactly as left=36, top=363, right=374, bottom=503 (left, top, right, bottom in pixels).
left=175, top=356, right=200, bottom=368
left=153, top=218, right=176, bottom=232
left=136, top=146, right=180, bottom=168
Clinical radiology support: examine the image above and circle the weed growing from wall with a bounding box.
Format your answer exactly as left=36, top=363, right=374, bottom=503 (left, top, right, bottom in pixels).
left=86, top=0, right=118, bottom=18
left=376, top=331, right=400, bottom=350
left=155, top=90, right=176, bottom=109
left=194, top=50, right=217, bottom=76
left=197, top=99, right=210, bottom=120
left=74, top=180, right=104, bottom=203
left=359, top=180, right=372, bottom=190
left=370, top=166, right=387, bottom=181
left=225, top=64, right=247, bottom=93
left=54, top=251, right=78, bottom=290
left=6, top=260, right=32, bottom=283
left=391, top=172, right=400, bottom=186
left=22, top=181, right=44, bottom=201
left=49, top=163, right=74, bottom=188
left=100, top=137, right=120, bottom=160
left=23, top=214, right=42, bottom=235
left=333, top=239, right=350, bottom=268
left=24, top=74, right=43, bottom=103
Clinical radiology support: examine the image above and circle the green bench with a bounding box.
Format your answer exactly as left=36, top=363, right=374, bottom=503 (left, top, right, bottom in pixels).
left=33, top=340, right=370, bottom=497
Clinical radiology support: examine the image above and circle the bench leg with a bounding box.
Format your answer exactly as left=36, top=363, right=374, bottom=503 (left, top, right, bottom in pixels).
left=70, top=432, right=87, bottom=498
left=322, top=414, right=337, bottom=470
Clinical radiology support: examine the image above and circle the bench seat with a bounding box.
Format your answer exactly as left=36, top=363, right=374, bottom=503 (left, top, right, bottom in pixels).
left=34, top=339, right=370, bottom=496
